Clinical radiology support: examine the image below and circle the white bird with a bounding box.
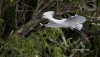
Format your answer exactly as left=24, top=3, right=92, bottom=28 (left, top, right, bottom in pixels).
left=41, top=11, right=90, bottom=42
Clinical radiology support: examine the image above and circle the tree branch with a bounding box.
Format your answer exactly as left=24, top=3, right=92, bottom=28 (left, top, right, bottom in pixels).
left=0, top=0, right=2, bottom=17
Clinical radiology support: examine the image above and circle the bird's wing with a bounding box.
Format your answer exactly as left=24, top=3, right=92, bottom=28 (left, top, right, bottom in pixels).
left=67, top=16, right=86, bottom=23
left=43, top=22, right=64, bottom=28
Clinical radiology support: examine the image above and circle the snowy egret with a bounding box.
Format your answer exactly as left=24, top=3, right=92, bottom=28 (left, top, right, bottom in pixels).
left=41, top=11, right=90, bottom=42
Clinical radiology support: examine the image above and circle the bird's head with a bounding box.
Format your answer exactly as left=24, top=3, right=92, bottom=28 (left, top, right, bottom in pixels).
left=42, top=11, right=55, bottom=19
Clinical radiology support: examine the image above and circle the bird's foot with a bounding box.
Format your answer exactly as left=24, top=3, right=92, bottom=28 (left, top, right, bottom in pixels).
left=40, top=23, right=46, bottom=28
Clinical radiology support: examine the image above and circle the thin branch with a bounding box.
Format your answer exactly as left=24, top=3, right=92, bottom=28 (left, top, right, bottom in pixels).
left=15, top=2, right=18, bottom=30
left=16, top=0, right=55, bottom=35
left=33, top=0, right=44, bottom=16
left=0, top=0, right=2, bottom=17
left=2, top=3, right=10, bottom=16
left=17, top=10, right=33, bottom=12
left=82, top=28, right=100, bottom=35
left=86, top=20, right=100, bottom=23
left=34, top=0, right=55, bottom=18
left=24, top=3, right=34, bottom=9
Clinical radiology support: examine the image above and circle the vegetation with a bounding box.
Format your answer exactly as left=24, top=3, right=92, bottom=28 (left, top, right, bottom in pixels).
left=0, top=0, right=100, bottom=57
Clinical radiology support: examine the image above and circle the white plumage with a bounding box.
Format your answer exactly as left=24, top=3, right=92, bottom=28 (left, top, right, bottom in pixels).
left=42, top=11, right=86, bottom=30
left=41, top=11, right=90, bottom=42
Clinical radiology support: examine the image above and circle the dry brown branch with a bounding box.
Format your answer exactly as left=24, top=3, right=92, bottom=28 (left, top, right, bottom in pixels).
left=15, top=0, right=56, bottom=35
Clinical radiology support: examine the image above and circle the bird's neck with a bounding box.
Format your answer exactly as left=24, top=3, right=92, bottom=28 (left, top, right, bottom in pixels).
left=49, top=16, right=61, bottom=23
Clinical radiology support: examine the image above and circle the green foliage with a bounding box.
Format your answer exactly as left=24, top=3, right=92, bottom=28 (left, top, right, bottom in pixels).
left=51, top=47, right=63, bottom=57
left=0, top=34, right=40, bottom=57
left=0, top=28, right=75, bottom=57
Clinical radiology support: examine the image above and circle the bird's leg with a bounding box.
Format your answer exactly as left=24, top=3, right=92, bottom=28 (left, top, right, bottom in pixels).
left=73, top=28, right=90, bottom=42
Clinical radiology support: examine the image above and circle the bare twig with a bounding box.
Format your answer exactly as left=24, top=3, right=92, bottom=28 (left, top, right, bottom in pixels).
left=82, top=28, right=100, bottom=35
left=0, top=0, right=2, bottom=17
left=15, top=2, right=18, bottom=30
left=34, top=0, right=55, bottom=17
left=16, top=0, right=55, bottom=35
left=2, top=3, right=10, bottom=17
left=33, top=0, right=44, bottom=16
